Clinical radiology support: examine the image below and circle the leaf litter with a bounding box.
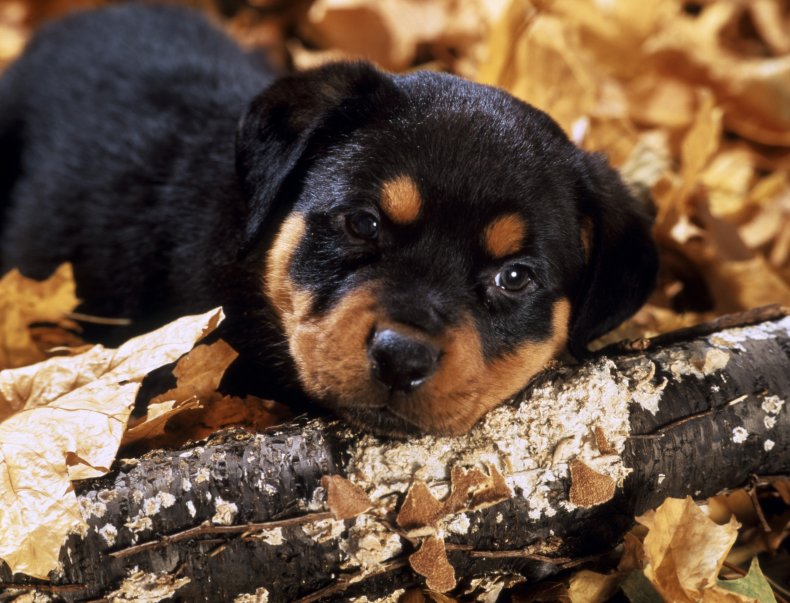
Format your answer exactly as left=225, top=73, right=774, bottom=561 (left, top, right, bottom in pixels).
left=1, top=0, right=789, bottom=598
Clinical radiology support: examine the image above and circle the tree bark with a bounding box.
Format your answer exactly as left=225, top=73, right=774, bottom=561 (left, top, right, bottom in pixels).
left=1, top=307, right=789, bottom=602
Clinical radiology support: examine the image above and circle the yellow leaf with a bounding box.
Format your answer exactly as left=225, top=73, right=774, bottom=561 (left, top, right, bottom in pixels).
left=0, top=309, right=223, bottom=579
left=637, top=497, right=739, bottom=603
left=0, top=264, right=79, bottom=370
left=568, top=569, right=619, bottom=603
left=680, top=90, right=723, bottom=189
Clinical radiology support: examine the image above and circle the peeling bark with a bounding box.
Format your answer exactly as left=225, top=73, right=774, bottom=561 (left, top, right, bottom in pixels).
left=1, top=308, right=789, bottom=602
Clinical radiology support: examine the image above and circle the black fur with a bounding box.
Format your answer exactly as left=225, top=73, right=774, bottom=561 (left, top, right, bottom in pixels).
left=0, top=4, right=658, bottom=433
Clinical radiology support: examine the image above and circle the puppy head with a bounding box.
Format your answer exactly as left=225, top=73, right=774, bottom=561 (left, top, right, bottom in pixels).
left=236, top=63, right=658, bottom=436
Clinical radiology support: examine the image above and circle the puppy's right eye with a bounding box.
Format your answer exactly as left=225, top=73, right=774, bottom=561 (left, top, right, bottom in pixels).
left=346, top=210, right=380, bottom=241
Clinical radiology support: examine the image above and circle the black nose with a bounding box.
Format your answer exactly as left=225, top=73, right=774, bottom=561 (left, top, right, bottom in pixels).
left=369, top=329, right=440, bottom=392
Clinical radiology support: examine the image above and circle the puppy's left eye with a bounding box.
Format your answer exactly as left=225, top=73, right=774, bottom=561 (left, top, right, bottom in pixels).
left=346, top=210, right=380, bottom=241
left=494, top=263, right=532, bottom=292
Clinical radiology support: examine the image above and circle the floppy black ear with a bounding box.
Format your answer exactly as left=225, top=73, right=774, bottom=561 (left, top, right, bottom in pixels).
left=235, top=62, right=397, bottom=249
left=568, top=152, right=659, bottom=357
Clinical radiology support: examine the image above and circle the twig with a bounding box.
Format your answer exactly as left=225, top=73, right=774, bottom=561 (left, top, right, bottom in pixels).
left=66, top=311, right=132, bottom=326
left=109, top=511, right=334, bottom=559
left=602, top=305, right=788, bottom=356
left=0, top=582, right=87, bottom=593
left=294, top=559, right=409, bottom=603
left=747, top=477, right=773, bottom=533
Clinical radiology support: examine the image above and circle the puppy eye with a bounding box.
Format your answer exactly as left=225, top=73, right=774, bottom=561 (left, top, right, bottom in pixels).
left=494, top=263, right=532, bottom=292
left=346, top=210, right=380, bottom=241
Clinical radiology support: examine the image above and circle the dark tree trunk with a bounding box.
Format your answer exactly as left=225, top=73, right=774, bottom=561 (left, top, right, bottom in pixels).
left=1, top=307, right=789, bottom=602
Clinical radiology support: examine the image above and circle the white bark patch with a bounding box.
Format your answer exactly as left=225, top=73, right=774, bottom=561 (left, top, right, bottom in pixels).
left=186, top=500, right=196, bottom=518
left=79, top=498, right=107, bottom=521
left=301, top=518, right=345, bottom=544
left=444, top=512, right=471, bottom=536
left=158, top=492, right=176, bottom=509
left=234, top=587, right=270, bottom=603
left=709, top=316, right=790, bottom=350
left=142, top=497, right=161, bottom=516
left=195, top=467, right=210, bottom=483
left=347, top=357, right=638, bottom=519
left=765, top=416, right=777, bottom=430
left=181, top=478, right=192, bottom=492
left=212, top=497, right=238, bottom=525
left=99, top=524, right=118, bottom=547
left=765, top=440, right=775, bottom=452
left=732, top=427, right=749, bottom=443
left=105, top=569, right=190, bottom=602
left=254, top=527, right=284, bottom=546
left=353, top=591, right=406, bottom=603
left=124, top=514, right=153, bottom=535
left=97, top=489, right=117, bottom=504
left=762, top=395, right=785, bottom=415
left=655, top=346, right=731, bottom=382
left=340, top=515, right=403, bottom=570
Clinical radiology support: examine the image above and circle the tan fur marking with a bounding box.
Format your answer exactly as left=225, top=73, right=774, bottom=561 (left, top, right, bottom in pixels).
left=580, top=216, right=594, bottom=260
left=380, top=175, right=422, bottom=224
left=397, top=298, right=571, bottom=434
left=264, top=214, right=308, bottom=325
left=483, top=213, right=526, bottom=258
left=290, top=287, right=380, bottom=402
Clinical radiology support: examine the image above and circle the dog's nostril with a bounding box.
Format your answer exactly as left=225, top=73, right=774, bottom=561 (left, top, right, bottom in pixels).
left=369, top=329, right=439, bottom=392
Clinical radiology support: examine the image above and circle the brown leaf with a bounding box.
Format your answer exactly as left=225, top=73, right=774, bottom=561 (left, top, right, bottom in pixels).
left=409, top=536, right=456, bottom=593
left=397, top=480, right=445, bottom=530
left=321, top=475, right=372, bottom=520
left=593, top=427, right=617, bottom=455
left=150, top=339, right=238, bottom=405
left=123, top=338, right=292, bottom=448
left=0, top=264, right=80, bottom=369
left=0, top=309, right=223, bottom=578
left=442, top=466, right=489, bottom=514
left=123, top=339, right=238, bottom=446
left=470, top=463, right=512, bottom=509
left=568, top=460, right=616, bottom=508
left=397, top=464, right=512, bottom=532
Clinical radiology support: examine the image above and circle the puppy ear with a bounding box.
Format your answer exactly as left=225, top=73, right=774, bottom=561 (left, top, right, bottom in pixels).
left=568, top=152, right=659, bottom=357
left=235, top=62, right=396, bottom=249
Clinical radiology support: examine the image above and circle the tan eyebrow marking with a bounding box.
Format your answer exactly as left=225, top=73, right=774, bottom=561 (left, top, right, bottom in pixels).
left=483, top=213, right=526, bottom=258
left=380, top=175, right=422, bottom=224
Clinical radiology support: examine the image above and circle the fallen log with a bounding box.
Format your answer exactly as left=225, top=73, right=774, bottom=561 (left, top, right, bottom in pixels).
left=1, top=307, right=789, bottom=602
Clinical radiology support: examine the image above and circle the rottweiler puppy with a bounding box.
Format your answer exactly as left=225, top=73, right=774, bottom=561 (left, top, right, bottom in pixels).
left=0, top=4, right=658, bottom=435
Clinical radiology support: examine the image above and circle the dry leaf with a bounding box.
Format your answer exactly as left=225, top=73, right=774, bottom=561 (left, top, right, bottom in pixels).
left=636, top=497, right=740, bottom=603
left=321, top=474, right=372, bottom=520
left=123, top=339, right=290, bottom=448
left=397, top=464, right=512, bottom=532
left=300, top=0, right=504, bottom=73
left=150, top=339, right=238, bottom=406
left=567, top=569, right=620, bottom=603
left=0, top=309, right=223, bottom=578
left=0, top=264, right=80, bottom=370
left=397, top=480, right=445, bottom=531
left=568, top=460, right=616, bottom=508
left=409, top=535, right=456, bottom=593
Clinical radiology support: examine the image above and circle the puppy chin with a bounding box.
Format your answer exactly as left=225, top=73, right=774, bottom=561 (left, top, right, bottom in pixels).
left=332, top=403, right=428, bottom=438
